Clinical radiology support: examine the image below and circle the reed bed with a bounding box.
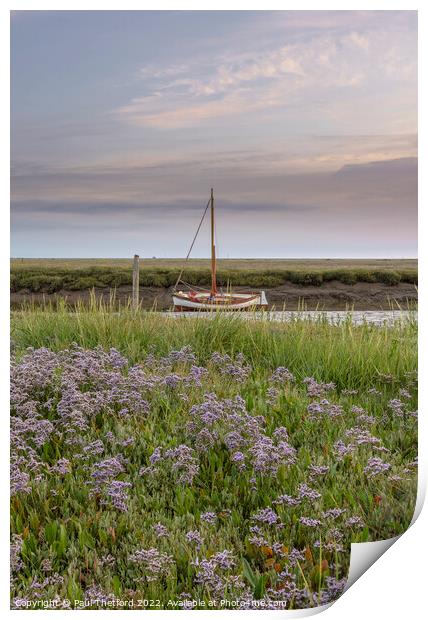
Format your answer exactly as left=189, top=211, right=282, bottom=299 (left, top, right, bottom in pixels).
left=11, top=265, right=418, bottom=293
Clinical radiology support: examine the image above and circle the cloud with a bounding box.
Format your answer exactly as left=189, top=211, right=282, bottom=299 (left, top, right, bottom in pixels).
left=115, top=19, right=417, bottom=129
left=10, top=157, right=417, bottom=258
left=11, top=135, right=418, bottom=209
left=11, top=156, right=417, bottom=222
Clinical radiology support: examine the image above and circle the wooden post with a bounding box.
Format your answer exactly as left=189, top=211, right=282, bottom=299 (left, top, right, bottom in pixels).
left=132, top=254, right=139, bottom=311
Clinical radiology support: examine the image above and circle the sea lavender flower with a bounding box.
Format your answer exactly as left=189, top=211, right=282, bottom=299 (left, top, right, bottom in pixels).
left=326, top=403, right=344, bottom=418
left=103, top=480, right=132, bottom=512
left=162, top=345, right=197, bottom=366
left=129, top=547, right=174, bottom=583
left=165, top=444, right=200, bottom=485
left=273, top=494, right=301, bottom=507
left=303, top=377, right=336, bottom=398
left=332, top=438, right=359, bottom=461
left=192, top=550, right=236, bottom=596
left=322, top=508, right=346, bottom=520
left=364, top=456, right=392, bottom=478
left=308, top=464, right=329, bottom=480
left=89, top=456, right=125, bottom=491
left=163, top=374, right=182, bottom=389
left=185, top=530, right=203, bottom=550
left=176, top=593, right=197, bottom=610
left=299, top=517, right=322, bottom=527
left=153, top=522, right=169, bottom=537
left=287, top=548, right=306, bottom=566
left=388, top=399, right=405, bottom=417
left=50, top=458, right=71, bottom=475
left=298, top=483, right=322, bottom=501
left=83, top=440, right=105, bottom=455
left=192, top=559, right=224, bottom=595
left=248, top=532, right=269, bottom=548
left=210, top=550, right=236, bottom=570
left=314, top=539, right=345, bottom=553
left=10, top=467, right=31, bottom=496
left=345, top=516, right=364, bottom=528
left=266, top=387, right=279, bottom=404
left=10, top=535, right=23, bottom=573
left=272, top=426, right=289, bottom=441
left=194, top=428, right=217, bottom=453
left=41, top=559, right=53, bottom=572
left=224, top=431, right=245, bottom=450
left=210, top=352, right=251, bottom=383
left=314, top=577, right=347, bottom=604
left=231, top=451, right=246, bottom=470
left=200, top=511, right=217, bottom=524
left=252, top=507, right=279, bottom=525
left=185, top=365, right=208, bottom=387
left=357, top=413, right=376, bottom=425
left=270, top=367, right=295, bottom=384
left=307, top=402, right=324, bottom=418
left=84, top=584, right=116, bottom=605
left=149, top=446, right=163, bottom=464
left=345, top=427, right=382, bottom=446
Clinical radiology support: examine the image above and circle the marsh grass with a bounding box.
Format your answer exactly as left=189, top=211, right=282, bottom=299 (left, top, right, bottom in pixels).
left=10, top=302, right=418, bottom=609
left=10, top=263, right=418, bottom=293
left=11, top=298, right=417, bottom=387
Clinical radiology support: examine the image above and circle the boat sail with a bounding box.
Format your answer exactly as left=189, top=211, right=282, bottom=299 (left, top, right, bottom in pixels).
left=172, top=189, right=268, bottom=311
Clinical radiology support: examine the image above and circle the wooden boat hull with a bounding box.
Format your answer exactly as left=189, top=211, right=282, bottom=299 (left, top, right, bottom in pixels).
left=173, top=291, right=268, bottom=311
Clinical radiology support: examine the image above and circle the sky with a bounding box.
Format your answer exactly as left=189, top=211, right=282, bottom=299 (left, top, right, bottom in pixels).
left=10, top=10, right=417, bottom=258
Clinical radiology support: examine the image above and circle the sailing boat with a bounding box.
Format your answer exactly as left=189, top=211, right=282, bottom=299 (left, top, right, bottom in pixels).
left=172, top=189, right=268, bottom=311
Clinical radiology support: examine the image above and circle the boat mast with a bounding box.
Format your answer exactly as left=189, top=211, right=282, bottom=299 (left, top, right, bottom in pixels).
left=210, top=187, right=217, bottom=296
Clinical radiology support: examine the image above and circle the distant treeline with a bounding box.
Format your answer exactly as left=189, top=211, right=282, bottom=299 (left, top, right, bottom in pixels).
left=10, top=266, right=418, bottom=293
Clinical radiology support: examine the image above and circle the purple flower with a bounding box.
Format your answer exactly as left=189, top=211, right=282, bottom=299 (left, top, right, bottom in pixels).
left=298, top=483, right=321, bottom=501
left=345, top=516, right=364, bottom=528
left=191, top=550, right=236, bottom=596
left=303, top=377, right=336, bottom=398
left=200, top=511, right=217, bottom=524
left=266, top=387, right=279, bottom=404
left=129, top=547, right=174, bottom=583
left=185, top=530, right=203, bottom=549
left=149, top=447, right=162, bottom=464
left=50, top=458, right=71, bottom=475
left=163, top=374, right=182, bottom=389
left=299, top=517, right=322, bottom=527
left=252, top=507, right=279, bottom=525
left=270, top=367, right=295, bottom=384
left=333, top=440, right=356, bottom=460
left=364, top=457, right=392, bottom=478
left=231, top=451, right=246, bottom=470
left=83, top=440, right=104, bottom=455
left=210, top=352, right=251, bottom=383
left=308, top=464, right=329, bottom=480
left=103, top=480, right=132, bottom=512
left=322, top=508, right=346, bottom=520
left=153, top=523, right=169, bottom=538
left=165, top=445, right=200, bottom=485
left=273, top=494, right=301, bottom=507
left=10, top=467, right=31, bottom=496
left=10, top=535, right=23, bottom=573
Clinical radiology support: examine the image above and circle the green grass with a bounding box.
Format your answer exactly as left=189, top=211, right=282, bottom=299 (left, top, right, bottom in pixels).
left=10, top=304, right=418, bottom=609
left=11, top=258, right=418, bottom=271
left=10, top=261, right=418, bottom=293
left=11, top=301, right=418, bottom=384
